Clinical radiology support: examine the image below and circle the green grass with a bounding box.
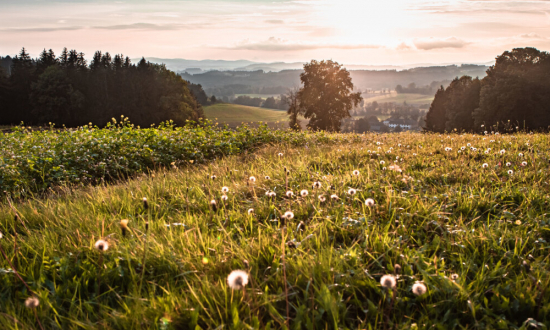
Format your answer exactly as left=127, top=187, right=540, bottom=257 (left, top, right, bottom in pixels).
left=1, top=130, right=550, bottom=329
left=234, top=94, right=280, bottom=100
left=363, top=92, right=434, bottom=106
left=204, top=103, right=288, bottom=124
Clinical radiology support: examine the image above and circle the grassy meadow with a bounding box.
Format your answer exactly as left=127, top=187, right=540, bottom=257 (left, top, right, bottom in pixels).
left=363, top=92, right=435, bottom=107
left=1, top=126, right=550, bottom=329
left=203, top=104, right=291, bottom=129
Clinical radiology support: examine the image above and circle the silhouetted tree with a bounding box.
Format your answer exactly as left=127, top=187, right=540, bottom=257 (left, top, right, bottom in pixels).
left=285, top=88, right=301, bottom=130
left=424, top=86, right=447, bottom=132
left=298, top=60, right=362, bottom=132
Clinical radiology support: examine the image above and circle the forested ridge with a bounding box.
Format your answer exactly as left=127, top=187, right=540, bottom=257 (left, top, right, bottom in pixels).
left=0, top=48, right=203, bottom=127
left=425, top=47, right=550, bottom=132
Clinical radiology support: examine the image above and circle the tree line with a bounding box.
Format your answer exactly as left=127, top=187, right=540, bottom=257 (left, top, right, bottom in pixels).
left=425, top=47, right=550, bottom=132
left=0, top=48, right=203, bottom=127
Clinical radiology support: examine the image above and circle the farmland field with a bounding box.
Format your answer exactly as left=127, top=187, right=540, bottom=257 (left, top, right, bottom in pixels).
left=1, top=126, right=550, bottom=329
left=203, top=103, right=289, bottom=128
left=363, top=92, right=435, bottom=106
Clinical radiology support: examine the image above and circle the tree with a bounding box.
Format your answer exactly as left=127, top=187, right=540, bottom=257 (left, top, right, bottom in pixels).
left=297, top=60, right=362, bottom=132
left=473, top=47, right=550, bottom=130
left=285, top=88, right=301, bottom=130
left=262, top=96, right=278, bottom=109
left=355, top=117, right=371, bottom=133
left=424, top=86, right=447, bottom=132
left=444, top=76, right=481, bottom=132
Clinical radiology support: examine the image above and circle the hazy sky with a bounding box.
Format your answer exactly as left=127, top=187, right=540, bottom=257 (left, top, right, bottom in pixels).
left=1, top=0, right=550, bottom=65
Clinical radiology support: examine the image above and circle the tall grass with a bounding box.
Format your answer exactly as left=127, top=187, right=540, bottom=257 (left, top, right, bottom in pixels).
left=0, top=130, right=549, bottom=329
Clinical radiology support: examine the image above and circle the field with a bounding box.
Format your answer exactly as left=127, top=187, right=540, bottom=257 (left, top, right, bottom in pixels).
left=363, top=92, right=434, bottom=106
left=234, top=94, right=281, bottom=100
left=203, top=103, right=289, bottom=128
left=1, top=125, right=550, bottom=329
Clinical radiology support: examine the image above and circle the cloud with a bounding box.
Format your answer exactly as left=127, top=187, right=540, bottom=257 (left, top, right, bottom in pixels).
left=414, top=37, right=470, bottom=50
left=94, top=23, right=183, bottom=30
left=227, top=37, right=382, bottom=51
left=264, top=19, right=284, bottom=24
left=0, top=26, right=84, bottom=32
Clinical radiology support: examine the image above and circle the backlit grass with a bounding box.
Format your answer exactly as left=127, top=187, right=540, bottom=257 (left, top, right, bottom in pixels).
left=1, top=131, right=549, bottom=329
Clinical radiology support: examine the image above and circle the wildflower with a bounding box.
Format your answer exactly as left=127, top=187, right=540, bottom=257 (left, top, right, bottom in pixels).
left=221, top=194, right=228, bottom=201
left=412, top=282, right=427, bottom=296
left=380, top=161, right=385, bottom=165
left=247, top=208, right=254, bottom=215
left=248, top=176, right=256, bottom=184
left=268, top=191, right=276, bottom=198
left=94, top=239, right=109, bottom=252
left=500, top=149, right=506, bottom=155
left=347, top=188, right=357, bottom=196
left=142, top=197, right=149, bottom=210
left=210, top=199, right=217, bottom=211
left=312, top=181, right=322, bottom=189
left=221, top=186, right=229, bottom=194
left=380, top=275, right=397, bottom=289
left=210, top=175, right=217, bottom=180
left=467, top=143, right=471, bottom=147
left=518, top=153, right=523, bottom=157
left=300, top=189, right=309, bottom=197
left=283, top=211, right=294, bottom=219
left=278, top=153, right=283, bottom=157
left=120, top=219, right=129, bottom=237
left=227, top=270, right=249, bottom=290
left=445, top=147, right=452, bottom=152
left=461, top=146, right=465, bottom=151
left=318, top=195, right=326, bottom=202
left=482, top=163, right=488, bottom=168
left=389, top=165, right=402, bottom=172
left=506, top=162, right=511, bottom=167
left=507, top=170, right=513, bottom=175
left=286, top=191, right=294, bottom=198
left=330, top=194, right=339, bottom=201
left=24, top=297, right=40, bottom=309
left=450, top=274, right=459, bottom=281
left=365, top=198, right=375, bottom=207
left=265, top=176, right=270, bottom=180
left=352, top=170, right=360, bottom=176
left=521, top=161, right=527, bottom=166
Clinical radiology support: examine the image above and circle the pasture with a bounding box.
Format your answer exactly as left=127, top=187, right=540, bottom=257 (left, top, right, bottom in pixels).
left=0, top=125, right=549, bottom=329
left=203, top=103, right=289, bottom=128
left=363, top=92, right=435, bottom=107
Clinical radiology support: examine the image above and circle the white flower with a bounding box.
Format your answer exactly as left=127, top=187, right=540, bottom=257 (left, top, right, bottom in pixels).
left=25, top=297, right=40, bottom=309
left=330, top=194, right=339, bottom=201
left=278, top=153, right=283, bottom=157
left=380, top=275, right=396, bottom=289
left=247, top=208, right=254, bottom=215
left=507, top=170, right=513, bottom=175
left=221, top=186, right=229, bottom=193
left=269, top=191, right=276, bottom=198
left=506, top=162, right=511, bottom=167
left=94, top=239, right=109, bottom=252
left=227, top=270, right=249, bottom=290
left=347, top=188, right=356, bottom=196
left=412, top=282, right=427, bottom=296
left=445, top=147, right=452, bottom=152
left=482, top=163, right=488, bottom=168
left=286, top=191, right=294, bottom=198
left=365, top=198, right=375, bottom=207
left=500, top=149, right=506, bottom=155
left=518, top=153, right=523, bottom=157
left=312, top=181, right=322, bottom=189
left=221, top=194, right=228, bottom=201
left=265, top=176, right=270, bottom=180
left=380, top=161, right=385, bottom=165
left=352, top=170, right=360, bottom=176
left=248, top=176, right=256, bottom=183
left=450, top=274, right=459, bottom=281
left=283, top=211, right=294, bottom=219
left=318, top=195, right=326, bottom=202
left=210, top=175, right=217, bottom=180
left=300, top=189, right=309, bottom=197
left=521, top=161, right=527, bottom=166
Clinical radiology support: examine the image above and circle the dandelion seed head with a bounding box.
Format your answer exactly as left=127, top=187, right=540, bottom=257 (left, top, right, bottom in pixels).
left=247, top=208, right=254, bottom=215
left=500, top=149, right=506, bottom=154
left=365, top=198, right=375, bottom=207
left=210, top=175, right=217, bottom=180
left=227, top=270, right=248, bottom=290
left=380, top=161, right=385, bottom=165
left=94, top=239, right=109, bottom=252
left=300, top=189, right=309, bottom=197
left=269, top=191, right=276, bottom=198
left=221, top=186, right=229, bottom=193
left=248, top=176, right=256, bottom=183
left=210, top=199, right=217, bottom=205
left=347, top=188, right=357, bottom=196
left=450, top=274, right=459, bottom=281
left=330, top=194, right=339, bottom=200
left=380, top=274, right=396, bottom=289
left=522, top=161, right=527, bottom=166
left=482, top=163, right=488, bottom=168
left=318, top=195, right=326, bottom=202
left=412, top=282, right=427, bottom=296
left=506, top=162, right=511, bottom=167
left=221, top=194, right=228, bottom=201
left=508, top=170, right=513, bottom=175
left=24, top=297, right=39, bottom=309
left=286, top=191, right=294, bottom=198
left=283, top=211, right=294, bottom=219
left=518, top=153, right=523, bottom=157
left=312, top=181, right=322, bottom=189
left=265, top=176, right=270, bottom=180
left=352, top=170, right=360, bottom=176
left=278, top=153, right=283, bottom=157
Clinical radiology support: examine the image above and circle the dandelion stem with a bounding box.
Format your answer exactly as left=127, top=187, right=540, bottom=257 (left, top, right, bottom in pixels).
left=281, top=227, right=290, bottom=329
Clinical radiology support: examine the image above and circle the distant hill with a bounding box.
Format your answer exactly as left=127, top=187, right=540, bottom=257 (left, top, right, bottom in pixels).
left=180, top=64, right=489, bottom=97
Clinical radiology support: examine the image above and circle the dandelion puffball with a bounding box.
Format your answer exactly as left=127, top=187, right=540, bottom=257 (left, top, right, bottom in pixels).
left=508, top=170, right=513, bottom=175
left=283, top=211, right=294, bottom=219
left=268, top=191, right=276, bottom=198
left=286, top=191, right=294, bottom=198
left=380, top=275, right=397, bottom=289
left=522, top=161, right=527, bottom=166
left=312, top=181, right=322, bottom=189
left=330, top=194, right=339, bottom=201
left=482, top=163, right=488, bottom=168
left=248, top=176, right=256, bottom=183
left=221, top=194, right=228, bottom=201
left=352, top=170, right=360, bottom=176
left=300, top=189, right=309, bottom=197
left=247, top=208, right=254, bottom=215
left=318, top=195, right=326, bottom=202
left=227, top=270, right=249, bottom=290
left=24, top=297, right=40, bottom=309
left=221, top=186, right=229, bottom=193
left=506, top=162, right=511, bottom=167
left=265, top=176, right=270, bottom=180
left=365, top=198, right=375, bottom=207
left=278, top=153, right=283, bottom=157
left=94, top=239, right=109, bottom=252
left=412, top=282, right=427, bottom=296
left=450, top=274, right=459, bottom=281
left=380, top=161, right=385, bottom=165
left=347, top=188, right=357, bottom=196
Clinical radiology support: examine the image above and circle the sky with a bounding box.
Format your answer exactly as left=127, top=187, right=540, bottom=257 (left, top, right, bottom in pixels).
left=1, top=0, right=550, bottom=66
